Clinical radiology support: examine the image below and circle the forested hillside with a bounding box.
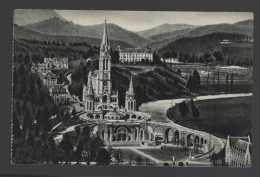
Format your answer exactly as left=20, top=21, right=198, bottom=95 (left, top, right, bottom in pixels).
left=158, top=33, right=253, bottom=64
left=14, top=24, right=133, bottom=49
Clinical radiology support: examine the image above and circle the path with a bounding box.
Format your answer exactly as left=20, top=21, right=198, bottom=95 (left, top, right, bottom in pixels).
left=53, top=123, right=82, bottom=142
left=112, top=146, right=162, bottom=163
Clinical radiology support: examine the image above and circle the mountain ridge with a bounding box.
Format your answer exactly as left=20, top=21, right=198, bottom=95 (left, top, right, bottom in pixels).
left=14, top=9, right=64, bottom=26
left=14, top=24, right=133, bottom=48
left=145, top=19, right=253, bottom=50
left=23, top=17, right=150, bottom=47
left=137, top=23, right=198, bottom=38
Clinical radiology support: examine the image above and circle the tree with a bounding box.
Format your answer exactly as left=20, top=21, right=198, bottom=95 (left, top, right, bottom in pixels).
left=179, top=52, right=183, bottom=62
left=213, top=51, right=224, bottom=61
left=231, top=73, right=234, bottom=92
left=80, top=126, right=92, bottom=165
left=213, top=73, right=215, bottom=92
left=153, top=52, right=161, bottom=65
left=217, top=70, right=220, bottom=92
left=110, top=49, right=119, bottom=64
left=59, top=133, right=74, bottom=164
left=75, top=126, right=81, bottom=139
left=163, top=52, right=171, bottom=58
left=179, top=101, right=189, bottom=118
left=192, top=70, right=200, bottom=88
left=226, top=73, right=229, bottom=93
left=42, top=105, right=51, bottom=133
left=177, top=68, right=182, bottom=76
left=135, top=155, right=143, bottom=166
left=127, top=152, right=134, bottom=166
left=75, top=140, right=84, bottom=164
left=144, top=157, right=150, bottom=166
left=47, top=137, right=59, bottom=164
left=96, top=148, right=112, bottom=165
left=114, top=149, right=124, bottom=165
left=186, top=75, right=193, bottom=89
left=190, top=100, right=200, bottom=119
left=23, top=53, right=30, bottom=65
left=64, top=111, right=70, bottom=120
left=51, top=104, right=59, bottom=116
left=13, top=112, right=23, bottom=139
left=203, top=52, right=211, bottom=63
left=22, top=108, right=33, bottom=139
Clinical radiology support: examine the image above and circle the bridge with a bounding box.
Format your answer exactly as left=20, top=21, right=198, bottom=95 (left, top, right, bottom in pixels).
left=146, top=121, right=224, bottom=154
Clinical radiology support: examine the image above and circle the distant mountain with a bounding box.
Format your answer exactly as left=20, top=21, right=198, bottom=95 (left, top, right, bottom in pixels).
left=146, top=20, right=254, bottom=50
left=149, top=28, right=195, bottom=41
left=14, top=9, right=64, bottom=26
left=23, top=17, right=150, bottom=47
left=137, top=24, right=198, bottom=38
left=234, top=19, right=253, bottom=26
left=14, top=24, right=133, bottom=48
left=183, top=21, right=253, bottom=38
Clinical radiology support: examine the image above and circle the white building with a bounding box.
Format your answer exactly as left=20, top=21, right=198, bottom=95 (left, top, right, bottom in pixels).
left=44, top=57, right=69, bottom=70
left=161, top=58, right=179, bottom=64
left=49, top=84, right=70, bottom=105
left=117, top=46, right=153, bottom=64
left=41, top=70, right=58, bottom=87
left=220, top=39, right=231, bottom=45
left=225, top=135, right=251, bottom=167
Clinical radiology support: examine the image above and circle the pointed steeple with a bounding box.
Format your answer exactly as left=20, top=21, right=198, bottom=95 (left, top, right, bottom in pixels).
left=100, top=20, right=110, bottom=53
left=87, top=72, right=94, bottom=95
left=127, top=76, right=134, bottom=95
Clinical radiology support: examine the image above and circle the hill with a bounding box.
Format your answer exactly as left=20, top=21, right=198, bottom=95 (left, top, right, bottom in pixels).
left=183, top=21, right=253, bottom=38
left=14, top=24, right=133, bottom=49
left=149, top=28, right=195, bottom=42
left=158, top=32, right=253, bottom=63
left=68, top=61, right=189, bottom=109
left=137, top=23, right=197, bottom=39
left=14, top=9, right=64, bottom=26
left=111, top=65, right=189, bottom=108
left=23, top=17, right=150, bottom=47
left=145, top=20, right=253, bottom=50
left=234, top=19, right=253, bottom=26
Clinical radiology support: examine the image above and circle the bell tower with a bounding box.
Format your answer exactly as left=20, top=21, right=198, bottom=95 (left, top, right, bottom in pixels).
left=98, top=20, right=112, bottom=107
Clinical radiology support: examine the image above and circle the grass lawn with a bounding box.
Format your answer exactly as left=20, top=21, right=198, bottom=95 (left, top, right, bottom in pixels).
left=138, top=147, right=203, bottom=162
left=111, top=149, right=145, bottom=165
left=115, top=149, right=140, bottom=160
left=167, top=96, right=252, bottom=138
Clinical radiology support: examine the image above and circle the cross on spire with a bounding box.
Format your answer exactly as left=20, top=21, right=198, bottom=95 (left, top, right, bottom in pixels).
left=100, top=19, right=110, bottom=53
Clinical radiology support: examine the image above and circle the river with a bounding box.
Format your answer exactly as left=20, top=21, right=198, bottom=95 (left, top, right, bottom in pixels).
left=139, top=93, right=252, bottom=123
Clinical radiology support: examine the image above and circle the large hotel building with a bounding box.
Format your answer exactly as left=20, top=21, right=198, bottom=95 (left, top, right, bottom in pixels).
left=117, top=46, right=153, bottom=64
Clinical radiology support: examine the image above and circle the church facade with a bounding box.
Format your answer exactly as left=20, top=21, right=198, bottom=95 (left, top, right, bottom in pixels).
left=225, top=135, right=252, bottom=167
left=81, top=21, right=151, bottom=146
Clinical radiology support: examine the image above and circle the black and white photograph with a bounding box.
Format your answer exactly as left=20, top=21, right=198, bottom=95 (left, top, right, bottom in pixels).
left=12, top=9, right=253, bottom=167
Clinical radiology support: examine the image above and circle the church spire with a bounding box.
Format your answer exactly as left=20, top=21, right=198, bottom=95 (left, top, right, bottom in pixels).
left=100, top=20, right=110, bottom=53
left=127, top=76, right=134, bottom=95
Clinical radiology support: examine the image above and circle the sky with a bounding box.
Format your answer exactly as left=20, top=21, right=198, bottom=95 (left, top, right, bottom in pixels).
left=55, top=10, right=253, bottom=32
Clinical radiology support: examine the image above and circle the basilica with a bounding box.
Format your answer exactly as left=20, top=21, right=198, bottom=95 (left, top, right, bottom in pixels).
left=81, top=21, right=151, bottom=146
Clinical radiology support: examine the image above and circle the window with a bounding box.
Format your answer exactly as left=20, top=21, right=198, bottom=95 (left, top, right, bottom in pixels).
left=117, top=127, right=127, bottom=141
